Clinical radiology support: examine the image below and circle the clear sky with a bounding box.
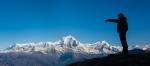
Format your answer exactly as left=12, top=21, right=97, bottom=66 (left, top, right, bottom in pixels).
left=0, top=0, right=150, bottom=49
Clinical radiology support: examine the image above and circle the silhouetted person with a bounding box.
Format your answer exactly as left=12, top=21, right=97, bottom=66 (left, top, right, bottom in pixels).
left=105, top=13, right=128, bottom=55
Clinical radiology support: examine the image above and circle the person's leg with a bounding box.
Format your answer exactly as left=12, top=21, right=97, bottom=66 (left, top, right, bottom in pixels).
left=119, top=32, right=128, bottom=55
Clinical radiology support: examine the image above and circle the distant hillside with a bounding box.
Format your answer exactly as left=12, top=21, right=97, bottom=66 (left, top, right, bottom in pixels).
left=67, top=49, right=150, bottom=66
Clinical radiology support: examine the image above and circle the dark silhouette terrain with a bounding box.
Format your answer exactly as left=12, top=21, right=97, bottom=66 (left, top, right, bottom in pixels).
left=67, top=49, right=150, bottom=66
left=105, top=13, right=128, bottom=55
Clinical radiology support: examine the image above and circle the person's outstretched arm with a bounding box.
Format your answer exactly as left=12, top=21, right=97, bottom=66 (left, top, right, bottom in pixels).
left=105, top=19, right=119, bottom=23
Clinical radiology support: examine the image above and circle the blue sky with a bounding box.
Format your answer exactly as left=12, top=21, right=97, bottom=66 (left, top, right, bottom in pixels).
left=0, top=0, right=150, bottom=49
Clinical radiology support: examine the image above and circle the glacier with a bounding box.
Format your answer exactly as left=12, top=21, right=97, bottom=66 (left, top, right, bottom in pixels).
left=0, top=35, right=149, bottom=66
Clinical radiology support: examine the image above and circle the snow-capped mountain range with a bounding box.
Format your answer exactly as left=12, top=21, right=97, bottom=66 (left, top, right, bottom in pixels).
left=4, top=35, right=122, bottom=54
left=0, top=35, right=150, bottom=66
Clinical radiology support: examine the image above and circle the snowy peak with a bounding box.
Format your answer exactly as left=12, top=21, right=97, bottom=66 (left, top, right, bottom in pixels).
left=62, top=35, right=79, bottom=48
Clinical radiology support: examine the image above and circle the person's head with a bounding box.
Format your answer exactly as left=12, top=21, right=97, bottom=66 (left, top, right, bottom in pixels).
left=118, top=13, right=126, bottom=20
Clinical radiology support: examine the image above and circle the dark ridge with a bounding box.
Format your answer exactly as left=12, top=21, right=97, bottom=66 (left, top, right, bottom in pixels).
left=67, top=49, right=150, bottom=66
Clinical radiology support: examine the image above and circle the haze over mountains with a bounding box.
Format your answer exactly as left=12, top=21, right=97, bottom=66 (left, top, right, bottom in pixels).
left=0, top=35, right=150, bottom=66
